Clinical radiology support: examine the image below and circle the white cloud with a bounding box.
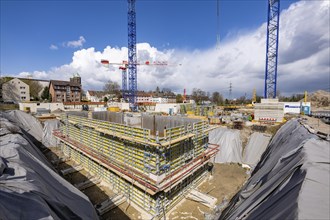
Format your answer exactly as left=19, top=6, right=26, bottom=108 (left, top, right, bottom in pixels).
left=49, top=44, right=58, bottom=50
left=15, top=1, right=329, bottom=98
left=65, top=36, right=86, bottom=48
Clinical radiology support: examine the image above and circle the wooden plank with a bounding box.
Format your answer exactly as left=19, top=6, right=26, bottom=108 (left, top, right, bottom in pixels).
left=96, top=194, right=125, bottom=215
left=74, top=176, right=101, bottom=190
left=186, top=189, right=217, bottom=208
left=60, top=165, right=83, bottom=176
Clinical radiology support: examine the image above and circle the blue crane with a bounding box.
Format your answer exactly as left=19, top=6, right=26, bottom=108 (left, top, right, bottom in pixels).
left=264, top=0, right=280, bottom=98
left=127, top=0, right=137, bottom=110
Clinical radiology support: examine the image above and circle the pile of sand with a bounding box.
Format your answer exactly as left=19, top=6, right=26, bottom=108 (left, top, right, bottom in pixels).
left=302, top=90, right=330, bottom=110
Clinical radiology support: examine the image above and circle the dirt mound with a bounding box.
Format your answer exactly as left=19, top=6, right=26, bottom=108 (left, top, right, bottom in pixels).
left=302, top=90, right=329, bottom=110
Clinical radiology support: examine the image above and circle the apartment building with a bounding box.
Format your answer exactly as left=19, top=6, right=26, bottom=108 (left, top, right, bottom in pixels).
left=0, top=78, right=30, bottom=102
left=49, top=75, right=82, bottom=103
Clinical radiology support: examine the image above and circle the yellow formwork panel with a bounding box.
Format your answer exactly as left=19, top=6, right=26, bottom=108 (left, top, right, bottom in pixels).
left=60, top=142, right=208, bottom=218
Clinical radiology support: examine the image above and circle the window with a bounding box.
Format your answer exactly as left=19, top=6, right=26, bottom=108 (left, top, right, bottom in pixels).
left=21, top=96, right=26, bottom=100
left=20, top=86, right=25, bottom=89
left=21, top=92, right=26, bottom=94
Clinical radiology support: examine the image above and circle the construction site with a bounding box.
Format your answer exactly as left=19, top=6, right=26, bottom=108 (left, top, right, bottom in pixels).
left=1, top=91, right=329, bottom=219
left=1, top=0, right=330, bottom=220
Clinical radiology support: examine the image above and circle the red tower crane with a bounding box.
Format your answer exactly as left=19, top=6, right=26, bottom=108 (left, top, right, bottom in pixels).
left=101, top=59, right=170, bottom=101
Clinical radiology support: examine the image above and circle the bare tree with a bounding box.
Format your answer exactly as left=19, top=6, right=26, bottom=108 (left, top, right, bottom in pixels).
left=24, top=80, right=42, bottom=100
left=103, top=80, right=120, bottom=93
left=103, top=80, right=120, bottom=100
left=211, top=91, right=224, bottom=105
left=191, top=88, right=208, bottom=105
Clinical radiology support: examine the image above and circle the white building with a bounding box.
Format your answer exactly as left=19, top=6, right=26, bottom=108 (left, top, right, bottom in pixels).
left=155, top=103, right=180, bottom=115
left=1, top=78, right=30, bottom=102
left=86, top=90, right=112, bottom=102
left=136, top=96, right=152, bottom=103
left=283, top=102, right=311, bottom=114
left=152, top=97, right=168, bottom=103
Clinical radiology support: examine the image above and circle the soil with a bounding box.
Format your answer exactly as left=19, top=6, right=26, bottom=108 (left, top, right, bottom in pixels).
left=168, top=163, right=248, bottom=220
left=306, top=90, right=330, bottom=110
left=240, top=127, right=253, bottom=149
left=302, top=115, right=330, bottom=135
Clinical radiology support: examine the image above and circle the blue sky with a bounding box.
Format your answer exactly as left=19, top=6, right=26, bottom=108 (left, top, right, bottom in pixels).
left=1, top=0, right=297, bottom=74
left=1, top=0, right=329, bottom=97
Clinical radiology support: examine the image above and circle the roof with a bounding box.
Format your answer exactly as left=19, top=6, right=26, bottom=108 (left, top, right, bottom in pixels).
left=87, top=90, right=109, bottom=97
left=18, top=78, right=49, bottom=82
left=63, top=101, right=105, bottom=105
left=0, top=77, right=29, bottom=86
left=1, top=76, right=49, bottom=85
left=137, top=91, right=152, bottom=97
left=50, top=80, right=80, bottom=87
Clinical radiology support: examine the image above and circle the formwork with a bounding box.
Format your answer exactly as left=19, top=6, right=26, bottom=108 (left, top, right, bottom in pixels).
left=53, top=113, right=218, bottom=218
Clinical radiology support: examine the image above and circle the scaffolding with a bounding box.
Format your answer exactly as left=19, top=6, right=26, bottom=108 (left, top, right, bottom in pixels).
left=54, top=113, right=218, bottom=218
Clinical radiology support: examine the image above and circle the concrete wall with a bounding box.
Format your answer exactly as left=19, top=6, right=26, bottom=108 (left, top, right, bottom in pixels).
left=19, top=102, right=64, bottom=113
left=254, top=101, right=284, bottom=122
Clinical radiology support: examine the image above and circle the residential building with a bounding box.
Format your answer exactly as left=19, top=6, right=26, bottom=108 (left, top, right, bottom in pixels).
left=136, top=91, right=152, bottom=103
left=151, top=97, right=169, bottom=103
left=0, top=76, right=50, bottom=102
left=49, top=75, right=82, bottom=103
left=0, top=78, right=30, bottom=102
left=86, top=90, right=112, bottom=102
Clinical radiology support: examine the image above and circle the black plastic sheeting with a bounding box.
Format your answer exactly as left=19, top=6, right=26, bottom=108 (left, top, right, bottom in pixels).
left=219, top=119, right=330, bottom=220
left=0, top=112, right=98, bottom=220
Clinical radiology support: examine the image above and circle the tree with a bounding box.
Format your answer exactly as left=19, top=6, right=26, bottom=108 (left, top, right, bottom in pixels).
left=162, top=88, right=171, bottom=94
left=24, top=80, right=43, bottom=100
left=211, top=91, right=224, bottom=105
left=41, top=86, right=50, bottom=101
left=104, top=96, right=108, bottom=102
left=103, top=80, right=121, bottom=100
left=237, top=95, right=246, bottom=104
left=191, top=88, right=208, bottom=105
left=103, top=80, right=120, bottom=93
left=176, top=94, right=183, bottom=103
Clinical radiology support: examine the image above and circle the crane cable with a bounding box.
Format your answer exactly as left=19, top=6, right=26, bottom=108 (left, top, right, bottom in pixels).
left=216, top=0, right=220, bottom=49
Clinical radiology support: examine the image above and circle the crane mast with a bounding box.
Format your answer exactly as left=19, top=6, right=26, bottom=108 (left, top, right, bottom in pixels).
left=264, top=0, right=280, bottom=98
left=127, top=0, right=137, bottom=109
